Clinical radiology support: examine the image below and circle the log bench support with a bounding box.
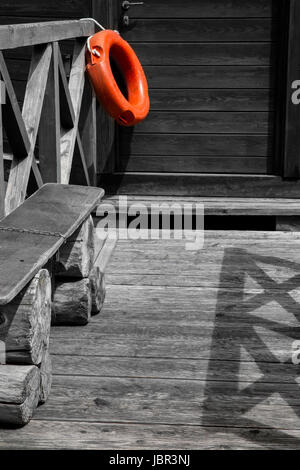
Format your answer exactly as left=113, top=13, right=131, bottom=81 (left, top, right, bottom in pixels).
left=52, top=215, right=117, bottom=325
left=0, top=183, right=104, bottom=426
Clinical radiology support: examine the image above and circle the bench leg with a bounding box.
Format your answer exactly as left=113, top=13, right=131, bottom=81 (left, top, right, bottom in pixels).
left=0, top=365, right=40, bottom=426
left=0, top=269, right=51, bottom=365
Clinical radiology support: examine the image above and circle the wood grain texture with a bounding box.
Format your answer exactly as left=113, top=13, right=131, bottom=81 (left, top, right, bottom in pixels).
left=2, top=420, right=299, bottom=450
left=33, top=373, right=300, bottom=432
left=149, top=89, right=274, bottom=111
left=52, top=278, right=92, bottom=326
left=123, top=18, right=276, bottom=42
left=0, top=365, right=40, bottom=425
left=3, top=222, right=300, bottom=447
left=0, top=1, right=90, bottom=19
left=55, top=216, right=95, bottom=279
left=0, top=184, right=103, bottom=304
left=0, top=269, right=51, bottom=365
left=38, top=351, right=52, bottom=405
left=116, top=0, right=278, bottom=179
left=8, top=64, right=274, bottom=90
left=131, top=112, right=272, bottom=134
left=103, top=195, right=300, bottom=216
left=120, top=134, right=270, bottom=157
left=0, top=20, right=94, bottom=50
left=5, top=44, right=52, bottom=214
left=133, top=43, right=276, bottom=66
left=60, top=40, right=86, bottom=184
left=144, top=66, right=274, bottom=89
left=79, top=81, right=97, bottom=185
left=39, top=42, right=61, bottom=184
left=118, top=156, right=270, bottom=174
left=283, top=0, right=300, bottom=177
left=126, top=0, right=279, bottom=19
left=102, top=230, right=300, bottom=288
left=0, top=82, right=4, bottom=219
left=93, top=0, right=117, bottom=176
left=51, top=353, right=300, bottom=384
left=99, top=174, right=300, bottom=197
left=89, top=266, right=106, bottom=314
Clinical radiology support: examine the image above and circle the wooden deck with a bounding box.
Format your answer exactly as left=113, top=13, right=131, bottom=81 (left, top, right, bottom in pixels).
left=1, top=228, right=300, bottom=449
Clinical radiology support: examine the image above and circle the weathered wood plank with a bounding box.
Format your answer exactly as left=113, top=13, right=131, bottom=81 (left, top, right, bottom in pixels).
left=57, top=46, right=75, bottom=128
left=52, top=278, right=92, bottom=326
left=149, top=89, right=274, bottom=111
left=0, top=20, right=94, bottom=50
left=92, top=0, right=117, bottom=176
left=22, top=45, right=52, bottom=150
left=0, top=52, right=44, bottom=190
left=98, top=174, right=300, bottom=198
left=7, top=65, right=274, bottom=90
left=35, top=374, right=300, bottom=430
left=38, top=351, right=52, bottom=405
left=0, top=1, right=90, bottom=19
left=60, top=40, right=86, bottom=184
left=39, top=42, right=61, bottom=183
left=0, top=365, right=40, bottom=425
left=283, top=0, right=300, bottom=177
left=51, top=354, right=300, bottom=384
left=127, top=0, right=279, bottom=19
left=118, top=156, right=270, bottom=174
left=0, top=269, right=51, bottom=365
left=89, top=266, right=105, bottom=314
left=71, top=134, right=91, bottom=186
left=102, top=230, right=300, bottom=289
left=130, top=112, right=272, bottom=134
left=50, top=319, right=299, bottom=360
left=79, top=81, right=97, bottom=185
left=102, top=196, right=300, bottom=216
left=50, top=275, right=300, bottom=361
left=1, top=420, right=298, bottom=450
left=120, top=134, right=270, bottom=157
left=123, top=18, right=277, bottom=42
left=5, top=44, right=52, bottom=213
left=144, top=66, right=274, bottom=89
left=133, top=43, right=276, bottom=66
left=0, top=184, right=104, bottom=304
left=95, top=235, right=118, bottom=274
left=55, top=216, right=94, bottom=278
left=0, top=81, right=4, bottom=218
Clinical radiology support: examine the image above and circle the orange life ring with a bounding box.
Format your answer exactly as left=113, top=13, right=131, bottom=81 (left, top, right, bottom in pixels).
left=86, top=30, right=150, bottom=127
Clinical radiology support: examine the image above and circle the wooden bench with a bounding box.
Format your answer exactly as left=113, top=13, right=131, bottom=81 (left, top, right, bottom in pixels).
left=0, top=183, right=108, bottom=426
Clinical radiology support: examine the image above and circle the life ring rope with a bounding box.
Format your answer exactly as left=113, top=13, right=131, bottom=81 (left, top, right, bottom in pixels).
left=80, top=18, right=119, bottom=58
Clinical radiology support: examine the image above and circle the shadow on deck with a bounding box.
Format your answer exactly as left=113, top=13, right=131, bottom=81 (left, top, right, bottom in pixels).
left=1, top=231, right=300, bottom=449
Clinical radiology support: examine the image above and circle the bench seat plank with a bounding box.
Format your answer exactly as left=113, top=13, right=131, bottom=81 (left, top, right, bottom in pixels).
left=0, top=183, right=104, bottom=304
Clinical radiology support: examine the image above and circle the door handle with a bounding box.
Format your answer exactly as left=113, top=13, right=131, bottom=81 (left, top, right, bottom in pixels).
left=122, top=1, right=144, bottom=10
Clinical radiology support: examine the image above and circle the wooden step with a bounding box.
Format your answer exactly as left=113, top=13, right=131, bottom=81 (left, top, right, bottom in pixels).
left=99, top=196, right=300, bottom=217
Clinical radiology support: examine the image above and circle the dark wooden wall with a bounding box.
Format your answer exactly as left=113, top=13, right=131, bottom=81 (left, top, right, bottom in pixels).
left=118, top=0, right=281, bottom=176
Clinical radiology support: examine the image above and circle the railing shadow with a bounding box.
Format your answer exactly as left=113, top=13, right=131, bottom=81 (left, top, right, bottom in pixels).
left=202, top=247, right=300, bottom=448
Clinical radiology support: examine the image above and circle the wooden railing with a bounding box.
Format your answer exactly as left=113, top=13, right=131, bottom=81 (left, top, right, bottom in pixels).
left=0, top=19, right=97, bottom=216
